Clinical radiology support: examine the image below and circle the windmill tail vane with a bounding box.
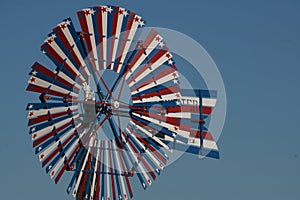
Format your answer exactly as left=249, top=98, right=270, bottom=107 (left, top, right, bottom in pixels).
left=25, top=5, right=220, bottom=200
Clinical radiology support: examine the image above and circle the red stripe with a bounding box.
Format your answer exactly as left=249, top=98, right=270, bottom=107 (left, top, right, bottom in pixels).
left=190, top=131, right=214, bottom=140
left=108, top=6, right=120, bottom=70
left=129, top=120, right=167, bottom=165
left=77, top=11, right=93, bottom=54
left=127, top=50, right=144, bottom=71
left=127, top=64, right=149, bottom=85
left=130, top=66, right=176, bottom=90
left=149, top=49, right=166, bottom=64
left=179, top=124, right=191, bottom=132
left=26, top=84, right=72, bottom=98
left=131, top=128, right=166, bottom=166
left=95, top=7, right=105, bottom=70
left=125, top=13, right=135, bottom=31
left=32, top=62, right=55, bottom=79
left=108, top=141, right=117, bottom=200
left=53, top=26, right=87, bottom=79
left=118, top=148, right=133, bottom=198
left=42, top=131, right=77, bottom=167
left=32, top=62, right=75, bottom=89
left=166, top=105, right=200, bottom=113
left=33, top=119, right=78, bottom=148
left=190, top=119, right=205, bottom=124
left=95, top=142, right=103, bottom=200
left=77, top=11, right=99, bottom=73
left=53, top=27, right=73, bottom=52
left=133, top=110, right=180, bottom=127
left=203, top=106, right=213, bottom=115
left=28, top=109, right=77, bottom=126
left=133, top=110, right=192, bottom=132
left=42, top=43, right=79, bottom=80
left=153, top=67, right=176, bottom=83
left=163, top=105, right=213, bottom=115
left=127, top=139, right=155, bottom=181
left=144, top=29, right=158, bottom=47
left=125, top=49, right=166, bottom=83
left=131, top=85, right=180, bottom=100
left=114, top=12, right=134, bottom=73
left=54, top=144, right=81, bottom=184
left=130, top=29, right=158, bottom=71
left=78, top=146, right=94, bottom=199
left=126, top=31, right=159, bottom=84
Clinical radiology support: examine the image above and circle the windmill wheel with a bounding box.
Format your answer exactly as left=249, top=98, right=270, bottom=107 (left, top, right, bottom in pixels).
left=26, top=5, right=219, bottom=200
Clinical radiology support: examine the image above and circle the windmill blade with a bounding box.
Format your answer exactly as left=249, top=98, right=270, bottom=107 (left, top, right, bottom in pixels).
left=162, top=89, right=220, bottom=159
left=41, top=36, right=86, bottom=85
left=130, top=65, right=178, bottom=95
left=26, top=4, right=220, bottom=200
left=77, top=6, right=144, bottom=73
left=52, top=18, right=90, bottom=79
left=29, top=62, right=81, bottom=93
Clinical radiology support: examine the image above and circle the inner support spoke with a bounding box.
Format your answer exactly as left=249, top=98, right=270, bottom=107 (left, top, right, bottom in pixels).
left=89, top=110, right=112, bottom=139
left=95, top=70, right=115, bottom=101
left=117, top=77, right=127, bottom=101
left=104, top=74, right=123, bottom=102
left=108, top=117, right=123, bottom=149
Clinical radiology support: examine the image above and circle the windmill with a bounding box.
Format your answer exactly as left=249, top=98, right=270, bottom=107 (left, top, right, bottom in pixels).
left=26, top=5, right=219, bottom=200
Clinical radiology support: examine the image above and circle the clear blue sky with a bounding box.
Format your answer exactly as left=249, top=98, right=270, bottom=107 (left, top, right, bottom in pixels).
left=0, top=0, right=299, bottom=199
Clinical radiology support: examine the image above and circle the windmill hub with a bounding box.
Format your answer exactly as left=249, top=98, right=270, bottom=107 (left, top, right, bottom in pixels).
left=99, top=103, right=109, bottom=115
left=113, top=101, right=120, bottom=109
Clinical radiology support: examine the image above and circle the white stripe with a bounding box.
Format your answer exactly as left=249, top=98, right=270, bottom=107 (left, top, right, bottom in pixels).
left=128, top=129, right=163, bottom=170
left=49, top=41, right=85, bottom=83
left=49, top=127, right=86, bottom=179
left=203, top=139, right=218, bottom=150
left=84, top=9, right=100, bottom=71
left=61, top=24, right=90, bottom=77
left=72, top=139, right=94, bottom=197
left=129, top=120, right=172, bottom=152
left=49, top=140, right=77, bottom=179
left=203, top=98, right=217, bottom=107
left=180, top=96, right=216, bottom=107
left=186, top=138, right=218, bottom=151
left=127, top=53, right=148, bottom=77
left=125, top=37, right=159, bottom=80
left=123, top=136, right=152, bottom=186
left=126, top=51, right=171, bottom=81
left=28, top=76, right=78, bottom=98
left=110, top=11, right=124, bottom=69
left=126, top=34, right=161, bottom=79
left=39, top=124, right=80, bottom=162
left=131, top=72, right=178, bottom=94
left=164, top=112, right=191, bottom=119
left=132, top=93, right=180, bottom=104
left=102, top=7, right=108, bottom=69
left=56, top=71, right=77, bottom=86
left=89, top=140, right=100, bottom=200
left=164, top=136, right=218, bottom=151
left=27, top=105, right=78, bottom=118
left=105, top=141, right=111, bottom=200
left=145, top=34, right=162, bottom=55
left=112, top=141, right=127, bottom=199
left=31, top=114, right=79, bottom=140
left=52, top=68, right=81, bottom=90
left=116, top=16, right=139, bottom=73
left=131, top=112, right=190, bottom=138
left=116, top=39, right=131, bottom=73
